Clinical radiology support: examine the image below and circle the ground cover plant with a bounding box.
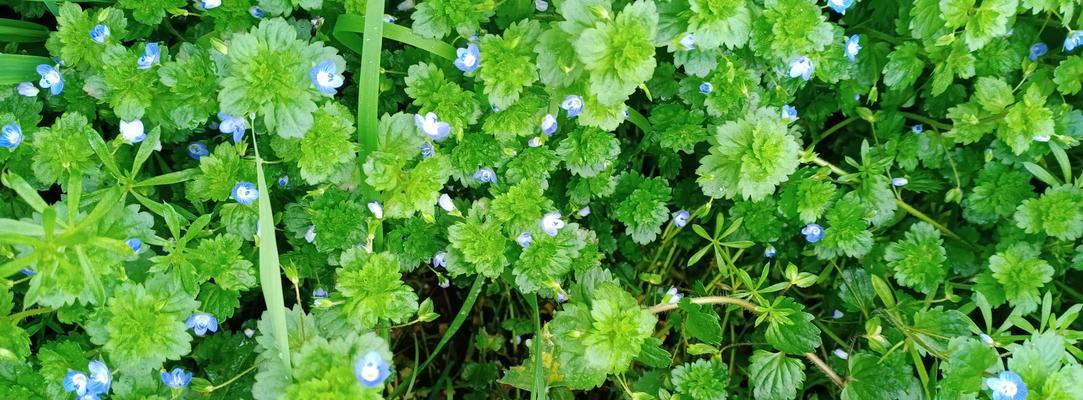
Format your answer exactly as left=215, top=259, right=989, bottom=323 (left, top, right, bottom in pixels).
left=2, top=0, right=1083, bottom=398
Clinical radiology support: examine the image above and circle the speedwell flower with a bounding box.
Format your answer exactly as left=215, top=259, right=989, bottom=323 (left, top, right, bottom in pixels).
left=679, top=33, right=695, bottom=50
left=827, top=0, right=853, bottom=14
left=126, top=238, right=142, bottom=253
left=1, top=122, right=23, bottom=149
left=535, top=0, right=549, bottom=12
left=199, top=0, right=221, bottom=9
left=310, top=60, right=344, bottom=95
left=161, top=368, right=192, bottom=389
left=984, top=371, right=1027, bottom=400
left=781, top=105, right=798, bottom=122
left=698, top=82, right=713, bottom=94
left=187, top=141, right=209, bottom=160
left=17, top=82, right=38, bottom=97
left=354, top=351, right=391, bottom=388
left=911, top=124, right=923, bottom=134
left=891, top=177, right=908, bottom=187
left=1064, top=31, right=1082, bottom=52
left=541, top=212, right=565, bottom=237
left=1029, top=42, right=1048, bottom=60
left=844, top=35, right=861, bottom=62
left=540, top=114, right=557, bottom=136
left=90, top=24, right=109, bottom=44
left=64, top=370, right=91, bottom=395
left=433, top=251, right=447, bottom=268
left=36, top=64, right=63, bottom=96
left=665, top=287, right=682, bottom=304
left=453, top=44, right=480, bottom=73
left=415, top=112, right=451, bottom=142
left=801, top=223, right=824, bottom=243
left=420, top=141, right=435, bottom=158
left=672, top=209, right=690, bottom=228
left=218, top=113, right=247, bottom=143
left=87, top=360, right=111, bottom=395
left=528, top=137, right=543, bottom=147
left=383, top=14, right=396, bottom=23
left=185, top=312, right=219, bottom=336
left=249, top=6, right=264, bottom=18
left=561, top=95, right=584, bottom=117
left=764, top=245, right=776, bottom=258
left=119, top=119, right=146, bottom=144
left=438, top=193, right=456, bottom=212
left=304, top=225, right=316, bottom=243
left=577, top=207, right=591, bottom=217
left=137, top=43, right=160, bottom=70
left=368, top=201, right=384, bottom=219
left=474, top=167, right=496, bottom=184
left=277, top=175, right=288, bottom=187
left=516, top=231, right=533, bottom=247
left=788, top=56, right=813, bottom=81
left=231, top=182, right=259, bottom=205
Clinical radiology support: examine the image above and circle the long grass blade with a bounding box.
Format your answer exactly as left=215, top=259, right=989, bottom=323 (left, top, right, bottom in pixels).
left=252, top=130, right=292, bottom=372
left=0, top=54, right=52, bottom=85
left=0, top=19, right=50, bottom=42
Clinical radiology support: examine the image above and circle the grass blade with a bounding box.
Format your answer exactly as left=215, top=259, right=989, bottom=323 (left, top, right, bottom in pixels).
left=252, top=130, right=292, bottom=372
left=380, top=22, right=456, bottom=60
left=526, top=293, right=547, bottom=400
left=0, top=18, right=50, bottom=42
left=0, top=54, right=52, bottom=85
left=354, top=0, right=385, bottom=201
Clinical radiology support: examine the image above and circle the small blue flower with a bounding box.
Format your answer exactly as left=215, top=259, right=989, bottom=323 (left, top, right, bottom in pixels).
left=491, top=104, right=500, bottom=112
left=679, top=33, right=695, bottom=50
left=535, top=0, right=549, bottom=12
left=415, top=112, right=451, bottom=142
left=355, top=351, right=391, bottom=388
left=187, top=141, right=209, bottom=160
left=1029, top=42, right=1048, bottom=61
left=87, top=360, right=111, bottom=394
left=310, top=60, right=344, bottom=95
left=979, top=333, right=995, bottom=346
left=199, top=0, right=221, bottom=9
left=36, top=64, right=63, bottom=96
left=126, top=238, right=142, bottom=253
left=699, top=82, right=713, bottom=94
left=368, top=201, right=384, bottom=219
left=1033, top=133, right=1051, bottom=142
left=78, top=393, right=101, bottom=400
left=891, top=177, right=908, bottom=187
left=17, top=82, right=39, bottom=97
left=20, top=268, right=34, bottom=276
left=764, top=245, right=776, bottom=258
left=231, top=182, right=259, bottom=206
left=1, top=122, right=24, bottom=149
left=89, top=24, right=110, bottom=44
left=665, top=287, right=682, bottom=304
left=556, top=292, right=567, bottom=303
left=1064, top=31, right=1083, bottom=52
left=528, top=136, right=543, bottom=147
left=304, top=225, right=316, bottom=243
left=64, top=370, right=91, bottom=395
left=161, top=368, right=192, bottom=390
left=516, top=231, right=533, bottom=247
left=801, top=223, right=824, bottom=243
left=218, top=113, right=247, bottom=143
left=249, top=6, right=264, bottom=18
left=672, top=209, right=690, bottom=228
left=474, top=167, right=496, bottom=184
left=788, top=56, right=813, bottom=81
left=577, top=207, right=591, bottom=217
left=541, top=212, right=565, bottom=237
left=832, top=309, right=844, bottom=319
left=844, top=35, right=861, bottom=62
left=561, top=95, right=584, bottom=118
left=420, top=141, right=435, bottom=158
left=277, top=175, right=288, bottom=187
left=827, top=0, right=854, bottom=14
left=432, top=251, right=447, bottom=268
left=119, top=119, right=146, bottom=144
left=453, top=44, right=480, bottom=73
left=911, top=124, right=923, bottom=134
left=833, top=348, right=849, bottom=360
left=540, top=114, right=557, bottom=136
left=438, top=275, right=450, bottom=288
left=383, top=14, right=396, bottom=23
left=137, top=43, right=160, bottom=70
left=781, top=105, right=798, bottom=122
left=185, top=312, right=219, bottom=336
left=984, top=371, right=1027, bottom=400
left=313, top=287, right=329, bottom=298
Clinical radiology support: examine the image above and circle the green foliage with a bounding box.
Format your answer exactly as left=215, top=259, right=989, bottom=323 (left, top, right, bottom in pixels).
left=988, top=243, right=1054, bottom=314
left=748, top=350, right=805, bottom=400
left=884, top=222, right=946, bottom=294
left=671, top=359, right=729, bottom=400
left=334, top=251, right=419, bottom=329
left=477, top=19, right=541, bottom=110
left=90, top=277, right=198, bottom=374
left=697, top=107, right=801, bottom=201
left=613, top=173, right=673, bottom=244
left=760, top=297, right=821, bottom=355
left=576, top=0, right=659, bottom=105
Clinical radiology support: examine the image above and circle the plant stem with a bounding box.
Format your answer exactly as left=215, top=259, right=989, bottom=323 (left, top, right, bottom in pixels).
left=208, top=364, right=259, bottom=392
left=649, top=296, right=845, bottom=388
left=6, top=307, right=52, bottom=322
left=898, top=112, right=952, bottom=131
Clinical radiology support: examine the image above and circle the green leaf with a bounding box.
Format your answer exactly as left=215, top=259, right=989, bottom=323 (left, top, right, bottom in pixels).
left=989, top=243, right=1053, bottom=314
left=556, top=127, right=621, bottom=177
left=762, top=297, right=822, bottom=355
left=885, top=222, right=947, bottom=294
left=1007, top=332, right=1066, bottom=391
left=997, top=85, right=1054, bottom=154
left=882, top=42, right=925, bottom=91
left=748, top=350, right=805, bottom=400
left=1014, top=185, right=1083, bottom=241
left=478, top=19, right=541, bottom=110
left=939, top=337, right=998, bottom=397
left=411, top=0, right=496, bottom=39
left=973, top=77, right=1014, bottom=113
left=93, top=277, right=198, bottom=374
left=696, top=107, right=801, bottom=201
left=963, top=162, right=1035, bottom=224
left=1053, top=55, right=1083, bottom=95
left=814, top=195, right=873, bottom=260
left=840, top=352, right=908, bottom=400
left=687, top=0, right=750, bottom=49
left=334, top=251, right=419, bottom=329
left=633, top=337, right=672, bottom=368
left=962, top=0, right=1017, bottom=50
left=613, top=173, right=673, bottom=244
left=447, top=204, right=510, bottom=278
left=679, top=301, right=722, bottom=346
left=575, top=0, right=658, bottom=105
left=670, top=359, right=729, bottom=400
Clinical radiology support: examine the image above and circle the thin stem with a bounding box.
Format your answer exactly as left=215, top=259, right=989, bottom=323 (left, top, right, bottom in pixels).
left=207, top=364, right=259, bottom=392
left=808, top=155, right=849, bottom=176
left=899, top=112, right=952, bottom=131
left=812, top=116, right=860, bottom=146
left=893, top=198, right=976, bottom=249
left=6, top=307, right=53, bottom=322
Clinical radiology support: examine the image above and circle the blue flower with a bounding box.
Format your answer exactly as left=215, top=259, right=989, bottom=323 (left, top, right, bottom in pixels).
left=20, top=268, right=34, bottom=276
left=577, top=207, right=591, bottom=217
left=438, top=275, right=450, bottom=288
left=540, top=114, right=557, bottom=136
left=832, top=309, right=844, bottom=319
left=833, top=348, right=849, bottom=360
left=87, top=360, right=111, bottom=394
left=541, top=212, right=565, bottom=237
left=556, top=292, right=567, bottom=303
left=781, top=105, right=798, bottom=122
left=984, top=371, right=1027, bottom=400
left=249, top=6, right=264, bottom=18
left=420, top=141, right=435, bottom=158
left=665, top=287, right=682, bottom=304
left=137, top=43, right=160, bottom=70
left=911, top=124, right=923, bottom=134
left=277, top=175, right=288, bottom=187
left=368, top=201, right=384, bottom=219
left=126, top=238, right=142, bottom=253
left=764, top=245, right=776, bottom=258
left=304, top=225, right=316, bottom=243
left=432, top=251, right=447, bottom=268
left=535, top=0, right=549, bottom=12
left=313, top=287, right=329, bottom=298
left=231, top=182, right=258, bottom=206
left=310, top=60, right=344, bottom=95
left=979, top=333, right=995, bottom=346
left=1064, top=31, right=1083, bottom=52
left=1033, top=133, right=1051, bottom=142
left=516, top=231, right=533, bottom=247
left=454, top=44, right=480, bottom=73
left=218, top=113, right=247, bottom=143
left=474, top=167, right=496, bottom=184
left=1029, top=42, right=1048, bottom=61
left=415, top=112, right=451, bottom=142
left=801, top=223, right=824, bottom=243
left=64, top=370, right=91, bottom=395
left=844, top=35, right=861, bottom=62
left=199, top=0, right=221, bottom=9
left=891, top=177, right=908, bottom=187
left=383, top=14, right=396, bottom=23
left=78, top=393, right=101, bottom=400
left=1, top=122, right=24, bottom=149
left=17, top=82, right=39, bottom=97
left=354, top=351, right=391, bottom=388
left=161, top=368, right=192, bottom=389
left=561, top=95, right=584, bottom=118
left=187, top=141, right=209, bottom=160
left=827, top=0, right=853, bottom=14
left=698, top=82, right=713, bottom=94
left=672, top=209, right=690, bottom=228
left=678, top=33, right=695, bottom=50
left=36, top=64, right=63, bottom=96
left=788, top=56, right=813, bottom=81
left=119, top=119, right=146, bottom=144
left=185, top=312, right=219, bottom=336
left=89, top=24, right=109, bottom=44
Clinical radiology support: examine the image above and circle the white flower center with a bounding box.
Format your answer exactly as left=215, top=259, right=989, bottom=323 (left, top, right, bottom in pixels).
left=44, top=70, right=61, bottom=85
left=847, top=42, right=858, bottom=54
left=830, top=0, right=845, bottom=6
left=361, top=363, right=380, bottom=382
left=73, top=374, right=87, bottom=389
left=461, top=53, right=477, bottom=67
left=991, top=379, right=1017, bottom=396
